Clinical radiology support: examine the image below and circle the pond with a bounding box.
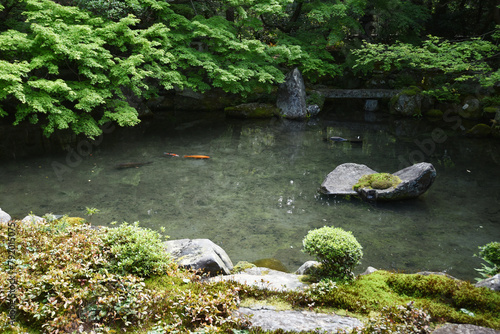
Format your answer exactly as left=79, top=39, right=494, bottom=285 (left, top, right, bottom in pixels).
left=1, top=100, right=499, bottom=281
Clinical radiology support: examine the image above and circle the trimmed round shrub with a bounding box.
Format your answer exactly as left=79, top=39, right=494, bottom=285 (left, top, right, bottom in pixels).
left=303, top=226, right=363, bottom=281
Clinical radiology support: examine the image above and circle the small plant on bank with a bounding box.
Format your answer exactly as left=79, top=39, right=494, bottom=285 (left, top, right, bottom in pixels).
left=302, top=226, right=363, bottom=282
left=85, top=206, right=100, bottom=223
left=475, top=241, right=500, bottom=280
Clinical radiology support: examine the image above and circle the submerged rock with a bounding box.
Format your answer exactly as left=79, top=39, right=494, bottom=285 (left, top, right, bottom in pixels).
left=252, top=258, right=289, bottom=272
left=320, top=162, right=436, bottom=201
left=276, top=68, right=307, bottom=120
left=164, top=238, right=233, bottom=276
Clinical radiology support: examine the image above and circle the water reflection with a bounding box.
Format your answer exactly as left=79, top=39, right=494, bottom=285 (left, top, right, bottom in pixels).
left=0, top=109, right=499, bottom=281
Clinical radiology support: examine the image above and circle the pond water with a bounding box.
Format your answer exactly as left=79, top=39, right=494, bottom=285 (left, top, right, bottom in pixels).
left=1, top=101, right=499, bottom=281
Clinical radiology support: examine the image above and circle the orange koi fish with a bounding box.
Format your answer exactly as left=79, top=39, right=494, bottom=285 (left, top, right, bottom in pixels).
left=183, top=155, right=210, bottom=159
left=163, top=152, right=180, bottom=157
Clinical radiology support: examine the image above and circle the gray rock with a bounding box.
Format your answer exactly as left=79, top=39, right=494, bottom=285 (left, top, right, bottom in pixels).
left=378, top=162, right=436, bottom=201
left=211, top=267, right=308, bottom=291
left=22, top=214, right=45, bottom=224
left=364, top=99, right=379, bottom=112
left=360, top=266, right=378, bottom=276
left=306, top=104, right=321, bottom=117
left=276, top=68, right=307, bottom=120
left=475, top=274, right=500, bottom=291
left=295, top=260, right=321, bottom=275
left=432, top=324, right=500, bottom=334
left=0, top=208, right=11, bottom=223
left=235, top=307, right=363, bottom=333
left=320, top=162, right=436, bottom=201
left=391, top=92, right=424, bottom=116
left=164, top=238, right=233, bottom=276
left=320, top=163, right=378, bottom=196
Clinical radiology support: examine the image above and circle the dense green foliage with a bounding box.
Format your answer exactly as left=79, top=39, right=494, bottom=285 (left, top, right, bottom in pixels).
left=1, top=0, right=499, bottom=137
left=302, top=226, right=363, bottom=281
left=0, top=218, right=173, bottom=332
left=475, top=241, right=500, bottom=280
left=99, top=222, right=172, bottom=277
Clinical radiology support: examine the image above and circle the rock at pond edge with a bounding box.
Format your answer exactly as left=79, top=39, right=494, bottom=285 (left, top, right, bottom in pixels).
left=164, top=238, right=233, bottom=276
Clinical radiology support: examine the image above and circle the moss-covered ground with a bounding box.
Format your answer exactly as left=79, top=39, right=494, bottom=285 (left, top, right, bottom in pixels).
left=1, top=219, right=499, bottom=333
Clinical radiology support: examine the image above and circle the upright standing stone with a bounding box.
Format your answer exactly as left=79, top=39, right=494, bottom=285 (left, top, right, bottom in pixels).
left=276, top=68, right=307, bottom=120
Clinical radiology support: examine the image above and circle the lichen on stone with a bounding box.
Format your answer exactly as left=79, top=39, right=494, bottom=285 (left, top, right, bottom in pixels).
left=353, top=173, right=402, bottom=191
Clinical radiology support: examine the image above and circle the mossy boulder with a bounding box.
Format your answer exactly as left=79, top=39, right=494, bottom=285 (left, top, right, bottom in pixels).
left=353, top=173, right=402, bottom=191
left=321, top=162, right=437, bottom=201
left=425, top=109, right=444, bottom=118
left=232, top=261, right=257, bottom=273
left=466, top=123, right=491, bottom=137
left=390, top=86, right=424, bottom=116
left=225, top=103, right=280, bottom=119
left=483, top=106, right=499, bottom=114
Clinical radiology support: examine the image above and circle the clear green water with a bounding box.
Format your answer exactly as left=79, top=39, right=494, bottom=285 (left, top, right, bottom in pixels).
left=1, top=106, right=499, bottom=281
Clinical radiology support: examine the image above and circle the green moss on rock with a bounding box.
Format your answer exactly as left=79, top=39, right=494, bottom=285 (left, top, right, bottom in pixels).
left=483, top=106, right=499, bottom=114
left=353, top=173, right=402, bottom=191
left=466, top=123, right=491, bottom=137
left=426, top=109, right=444, bottom=118
left=232, top=261, right=256, bottom=273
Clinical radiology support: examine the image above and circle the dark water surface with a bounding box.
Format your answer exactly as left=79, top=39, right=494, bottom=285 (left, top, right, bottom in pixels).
left=1, top=104, right=499, bottom=281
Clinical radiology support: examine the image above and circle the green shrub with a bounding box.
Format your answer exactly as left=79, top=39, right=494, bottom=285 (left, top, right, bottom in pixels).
left=475, top=241, right=500, bottom=280
left=99, top=222, right=173, bottom=277
left=302, top=226, right=363, bottom=281
left=0, top=219, right=158, bottom=332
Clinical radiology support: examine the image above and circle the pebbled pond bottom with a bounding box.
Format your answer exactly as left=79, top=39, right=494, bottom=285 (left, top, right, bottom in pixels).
left=1, top=106, right=499, bottom=281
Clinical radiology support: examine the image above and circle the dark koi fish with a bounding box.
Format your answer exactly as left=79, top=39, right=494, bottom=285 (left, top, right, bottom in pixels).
left=329, top=136, right=363, bottom=143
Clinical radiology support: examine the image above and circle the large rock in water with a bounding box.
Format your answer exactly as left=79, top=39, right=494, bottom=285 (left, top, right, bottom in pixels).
left=164, top=239, right=233, bottom=276
left=320, top=162, right=436, bottom=201
left=276, top=68, right=307, bottom=120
